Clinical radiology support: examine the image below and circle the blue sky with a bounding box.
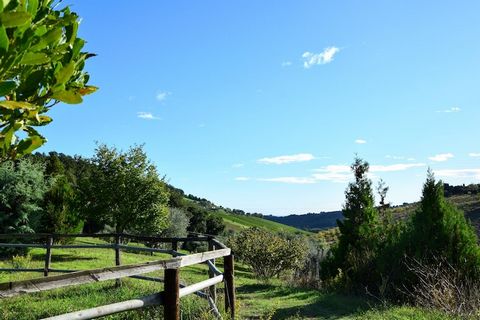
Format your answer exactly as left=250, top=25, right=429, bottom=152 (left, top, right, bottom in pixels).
left=40, top=1, right=480, bottom=215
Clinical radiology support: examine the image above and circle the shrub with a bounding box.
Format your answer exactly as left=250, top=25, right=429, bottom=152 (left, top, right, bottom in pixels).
left=404, top=256, right=480, bottom=318
left=228, top=227, right=307, bottom=280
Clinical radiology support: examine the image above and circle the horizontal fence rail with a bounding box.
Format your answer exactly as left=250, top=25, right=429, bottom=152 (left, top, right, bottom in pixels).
left=0, top=233, right=234, bottom=320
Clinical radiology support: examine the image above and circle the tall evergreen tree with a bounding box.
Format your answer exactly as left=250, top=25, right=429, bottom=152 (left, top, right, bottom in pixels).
left=321, top=157, right=380, bottom=289
left=408, top=170, right=480, bottom=276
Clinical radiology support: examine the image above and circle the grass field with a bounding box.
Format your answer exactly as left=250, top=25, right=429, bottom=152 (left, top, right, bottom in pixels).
left=0, top=237, right=456, bottom=319
left=215, top=210, right=312, bottom=236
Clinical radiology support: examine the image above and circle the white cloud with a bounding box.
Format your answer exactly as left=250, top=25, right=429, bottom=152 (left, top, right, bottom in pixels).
left=437, top=107, right=461, bottom=113
left=434, top=169, right=480, bottom=180
left=156, top=91, right=171, bottom=102
left=232, top=163, right=244, bottom=168
left=469, top=153, right=480, bottom=158
left=370, top=163, right=426, bottom=172
left=258, top=177, right=316, bottom=184
left=355, top=139, right=367, bottom=144
left=137, top=112, right=161, bottom=120
left=235, top=177, right=250, bottom=181
left=428, top=153, right=454, bottom=162
left=258, top=153, right=315, bottom=165
left=281, top=61, right=292, bottom=67
left=302, top=47, right=340, bottom=68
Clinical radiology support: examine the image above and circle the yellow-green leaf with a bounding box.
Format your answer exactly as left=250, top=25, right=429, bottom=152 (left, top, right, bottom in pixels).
left=52, top=90, right=83, bottom=104
left=20, top=52, right=49, bottom=65
left=55, top=62, right=74, bottom=85
left=15, top=135, right=45, bottom=158
left=0, top=100, right=36, bottom=110
left=79, top=85, right=98, bottom=96
left=0, top=11, right=32, bottom=28
left=0, top=25, right=8, bottom=52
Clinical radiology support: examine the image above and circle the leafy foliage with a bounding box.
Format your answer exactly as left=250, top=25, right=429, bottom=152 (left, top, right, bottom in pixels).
left=83, top=144, right=170, bottom=234
left=161, top=207, right=189, bottom=238
left=0, top=158, right=49, bottom=255
left=0, top=0, right=97, bottom=160
left=37, top=154, right=83, bottom=239
left=229, top=227, right=307, bottom=280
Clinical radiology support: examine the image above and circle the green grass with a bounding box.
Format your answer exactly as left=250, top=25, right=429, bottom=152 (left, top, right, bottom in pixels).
left=215, top=210, right=311, bottom=236
left=0, top=237, right=457, bottom=319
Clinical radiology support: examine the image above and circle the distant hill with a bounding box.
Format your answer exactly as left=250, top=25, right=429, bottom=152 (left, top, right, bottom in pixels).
left=264, top=183, right=480, bottom=234
left=215, top=210, right=311, bottom=235
left=264, top=211, right=343, bottom=232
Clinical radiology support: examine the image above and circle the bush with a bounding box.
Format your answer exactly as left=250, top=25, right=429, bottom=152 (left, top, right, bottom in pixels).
left=404, top=256, right=480, bottom=318
left=228, top=228, right=307, bottom=280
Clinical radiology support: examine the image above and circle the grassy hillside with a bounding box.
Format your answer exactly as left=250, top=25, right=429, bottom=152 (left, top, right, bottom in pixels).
left=0, top=237, right=455, bottom=319
left=215, top=209, right=311, bottom=235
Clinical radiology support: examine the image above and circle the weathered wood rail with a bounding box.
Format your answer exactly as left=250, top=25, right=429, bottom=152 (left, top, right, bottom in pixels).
left=0, top=233, right=235, bottom=320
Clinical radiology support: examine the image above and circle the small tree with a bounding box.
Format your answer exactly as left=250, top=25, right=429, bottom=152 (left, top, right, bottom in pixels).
left=161, top=208, right=189, bottom=238
left=0, top=159, right=49, bottom=255
left=408, top=170, right=480, bottom=276
left=0, top=0, right=97, bottom=160
left=229, top=228, right=307, bottom=281
left=321, top=157, right=380, bottom=289
left=85, top=144, right=170, bottom=234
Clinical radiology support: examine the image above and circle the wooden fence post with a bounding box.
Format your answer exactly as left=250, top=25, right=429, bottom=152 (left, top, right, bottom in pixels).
left=171, top=240, right=178, bottom=257
left=164, top=268, right=180, bottom=320
left=115, top=234, right=122, bottom=287
left=208, top=238, right=217, bottom=303
left=44, top=235, right=53, bottom=277
left=224, top=254, right=235, bottom=318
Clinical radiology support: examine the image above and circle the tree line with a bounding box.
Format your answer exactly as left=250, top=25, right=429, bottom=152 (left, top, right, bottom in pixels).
left=0, top=144, right=225, bottom=254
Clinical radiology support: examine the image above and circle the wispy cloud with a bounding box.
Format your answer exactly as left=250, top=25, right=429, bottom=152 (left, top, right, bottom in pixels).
left=137, top=112, right=161, bottom=120
left=232, top=163, right=244, bottom=168
left=281, top=61, right=292, bottom=67
left=370, top=163, right=426, bottom=172
left=258, top=177, right=316, bottom=184
left=156, top=91, right=171, bottom=102
left=434, top=169, right=480, bottom=180
left=255, top=161, right=426, bottom=185
left=235, top=177, right=250, bottom=181
left=437, top=107, right=461, bottom=113
left=258, top=153, right=315, bottom=165
left=302, top=47, right=340, bottom=68
left=469, top=153, right=480, bottom=158
left=355, top=139, right=367, bottom=144
left=429, top=153, right=454, bottom=162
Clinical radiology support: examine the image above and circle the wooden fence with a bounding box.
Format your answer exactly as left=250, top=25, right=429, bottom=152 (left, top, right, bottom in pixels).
left=0, top=233, right=235, bottom=320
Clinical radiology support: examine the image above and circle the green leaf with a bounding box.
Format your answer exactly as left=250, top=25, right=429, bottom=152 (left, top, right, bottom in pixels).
left=20, top=52, right=49, bottom=65
left=0, top=80, right=17, bottom=96
left=52, top=90, right=82, bottom=104
left=15, top=135, right=45, bottom=158
left=0, top=25, right=8, bottom=52
left=26, top=0, right=38, bottom=17
left=55, top=62, right=74, bottom=85
left=0, top=100, right=36, bottom=110
left=0, top=121, right=21, bottom=151
left=79, top=85, right=98, bottom=96
left=0, top=12, right=32, bottom=28
left=42, top=27, right=62, bottom=45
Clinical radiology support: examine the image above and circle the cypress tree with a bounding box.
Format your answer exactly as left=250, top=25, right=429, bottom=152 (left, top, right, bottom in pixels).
left=321, top=157, right=380, bottom=289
